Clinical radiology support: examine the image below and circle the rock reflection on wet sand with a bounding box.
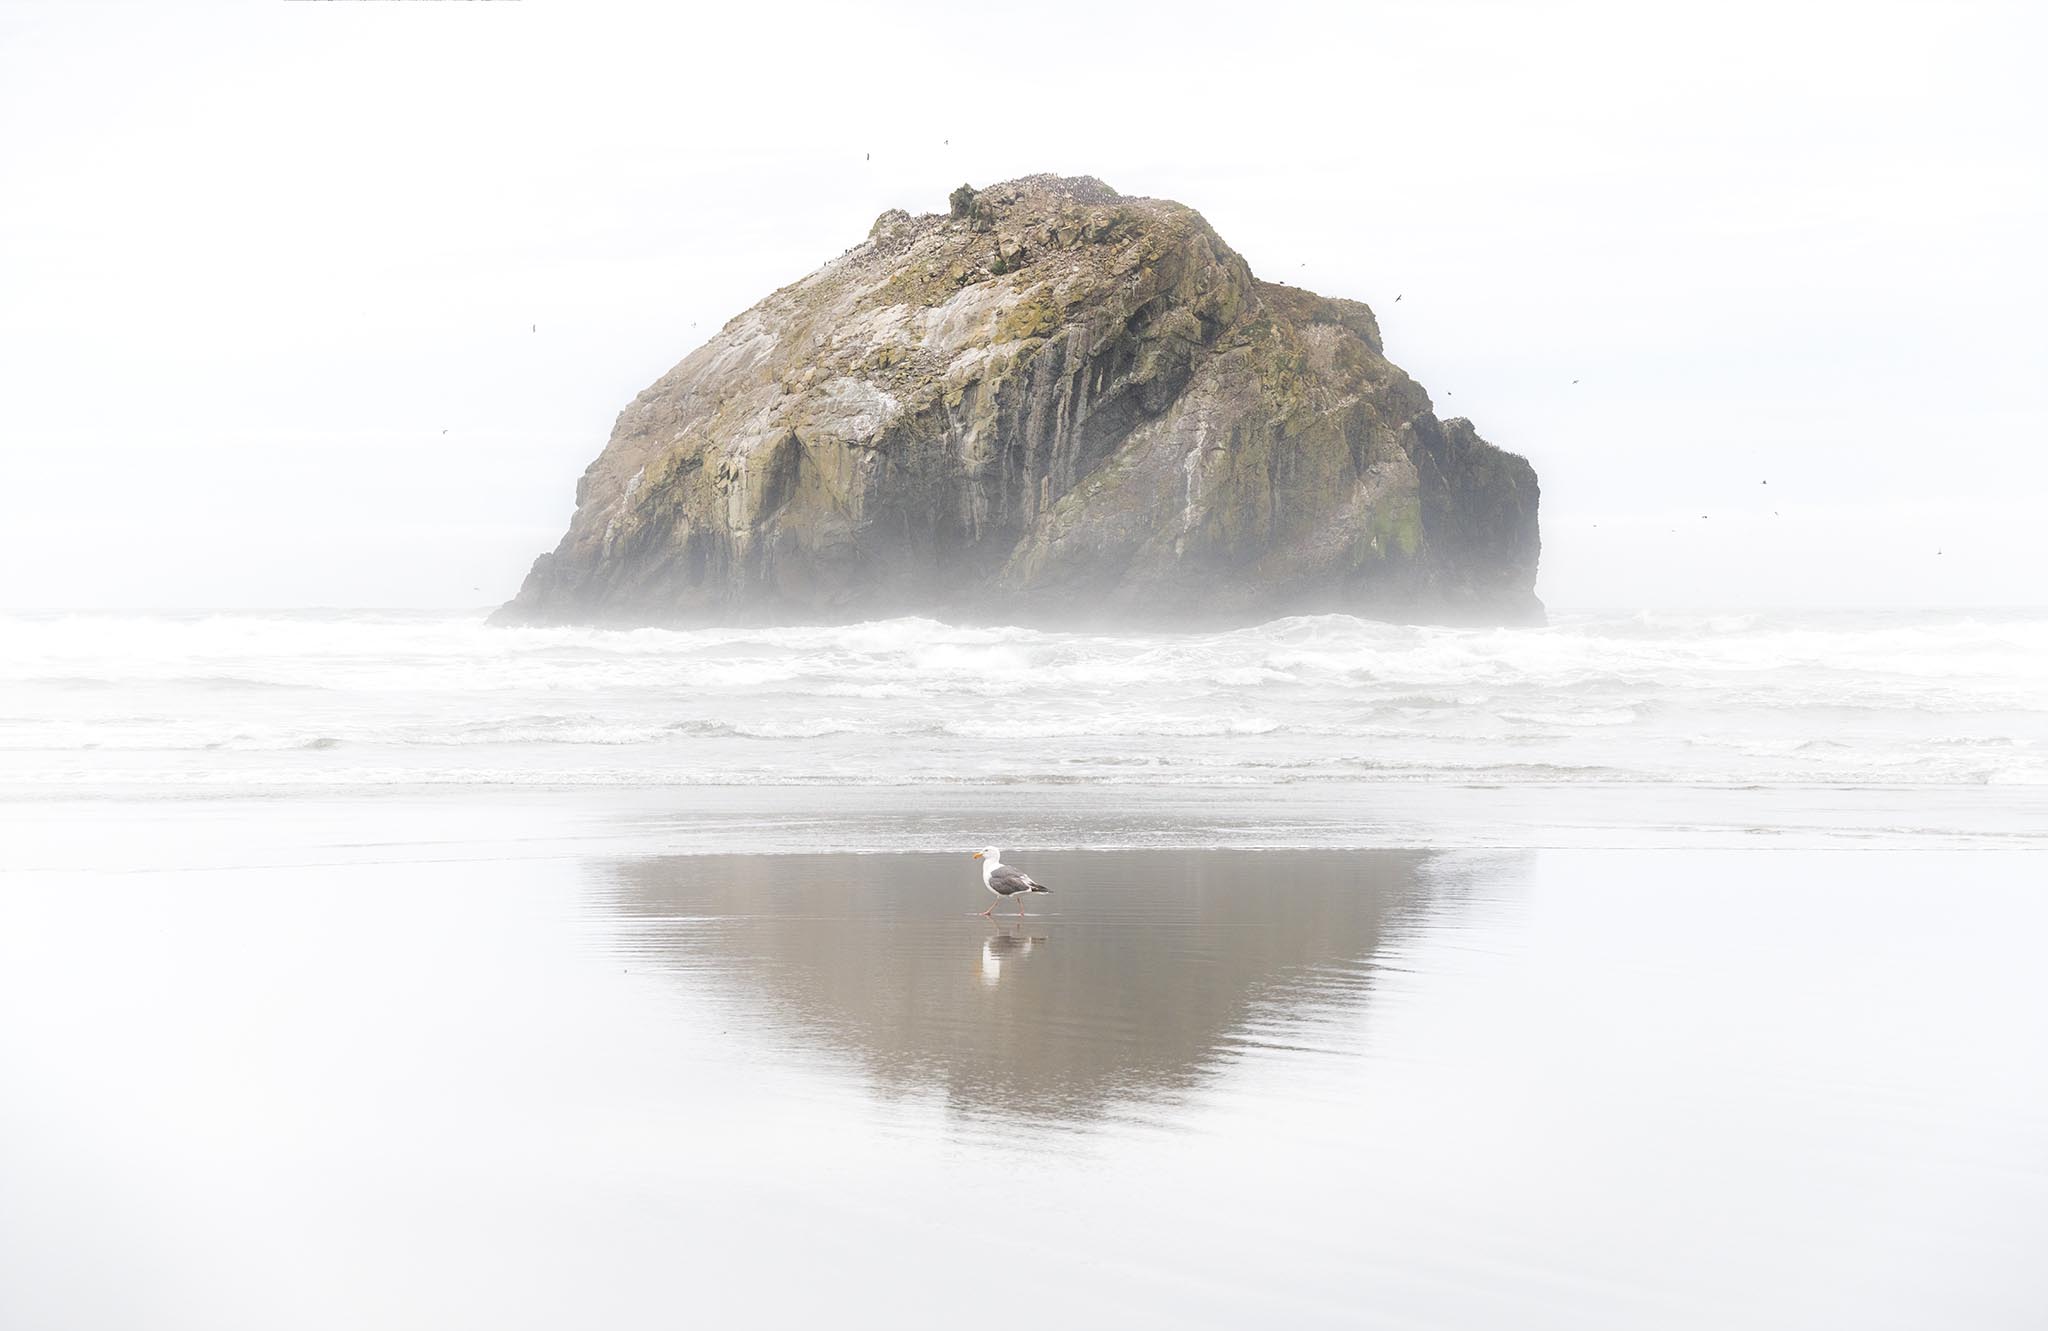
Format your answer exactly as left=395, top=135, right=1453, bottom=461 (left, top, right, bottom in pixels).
left=599, top=849, right=1440, bottom=1130
left=10, top=838, right=2045, bottom=1330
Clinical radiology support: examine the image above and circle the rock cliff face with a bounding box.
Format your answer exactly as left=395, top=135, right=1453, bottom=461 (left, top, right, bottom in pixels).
left=499, top=175, right=1540, bottom=628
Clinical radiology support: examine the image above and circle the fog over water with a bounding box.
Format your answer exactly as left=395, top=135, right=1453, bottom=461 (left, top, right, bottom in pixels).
left=6, top=609, right=2042, bottom=801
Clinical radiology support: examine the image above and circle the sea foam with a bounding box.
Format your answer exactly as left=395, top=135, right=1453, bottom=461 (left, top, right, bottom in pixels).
left=2, top=608, right=2044, bottom=796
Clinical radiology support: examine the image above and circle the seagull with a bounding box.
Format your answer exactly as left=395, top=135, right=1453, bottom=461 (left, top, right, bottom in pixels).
left=1394, top=294, right=1402, bottom=302
left=971, top=848, right=1051, bottom=918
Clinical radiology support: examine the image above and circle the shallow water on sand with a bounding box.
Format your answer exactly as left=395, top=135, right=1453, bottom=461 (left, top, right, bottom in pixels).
left=602, top=849, right=1438, bottom=1134
left=3, top=828, right=2044, bottom=1330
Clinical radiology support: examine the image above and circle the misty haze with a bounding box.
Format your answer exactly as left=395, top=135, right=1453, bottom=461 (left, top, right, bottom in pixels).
left=2, top=3, right=2044, bottom=1330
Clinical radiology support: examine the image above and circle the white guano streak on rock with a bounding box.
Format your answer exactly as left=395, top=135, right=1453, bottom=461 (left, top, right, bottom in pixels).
left=705, top=322, right=777, bottom=384
left=602, top=464, right=649, bottom=558
left=1182, top=423, right=1207, bottom=533
left=813, top=377, right=902, bottom=444
left=920, top=282, right=1016, bottom=355
left=847, top=302, right=916, bottom=349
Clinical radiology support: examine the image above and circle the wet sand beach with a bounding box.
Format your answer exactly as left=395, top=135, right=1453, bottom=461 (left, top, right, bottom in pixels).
left=3, top=802, right=2044, bottom=1329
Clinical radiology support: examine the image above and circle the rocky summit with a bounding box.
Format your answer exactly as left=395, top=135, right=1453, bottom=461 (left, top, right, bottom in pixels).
left=498, top=175, right=1541, bottom=628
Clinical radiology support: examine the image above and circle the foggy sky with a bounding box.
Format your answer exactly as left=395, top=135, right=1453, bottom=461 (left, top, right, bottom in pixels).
left=2, top=0, right=2042, bottom=611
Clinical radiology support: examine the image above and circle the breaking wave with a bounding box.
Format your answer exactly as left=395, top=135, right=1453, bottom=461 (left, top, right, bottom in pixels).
left=2, top=607, right=2045, bottom=792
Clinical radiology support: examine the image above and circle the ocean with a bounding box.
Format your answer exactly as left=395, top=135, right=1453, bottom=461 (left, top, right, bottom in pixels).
left=4, top=607, right=2043, bottom=849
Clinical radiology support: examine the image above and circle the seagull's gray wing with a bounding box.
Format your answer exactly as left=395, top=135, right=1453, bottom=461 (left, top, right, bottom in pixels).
left=988, top=865, right=1037, bottom=896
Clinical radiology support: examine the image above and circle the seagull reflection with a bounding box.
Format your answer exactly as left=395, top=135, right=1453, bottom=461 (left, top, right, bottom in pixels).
left=979, top=930, right=1044, bottom=986
left=601, top=849, right=1447, bottom=1131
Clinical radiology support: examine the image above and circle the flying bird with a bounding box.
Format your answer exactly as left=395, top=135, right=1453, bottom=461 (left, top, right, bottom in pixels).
left=1394, top=294, right=1402, bottom=302
left=971, top=848, right=1051, bottom=918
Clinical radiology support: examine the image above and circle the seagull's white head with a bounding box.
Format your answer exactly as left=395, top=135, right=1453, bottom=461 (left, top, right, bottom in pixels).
left=970, top=847, right=1001, bottom=863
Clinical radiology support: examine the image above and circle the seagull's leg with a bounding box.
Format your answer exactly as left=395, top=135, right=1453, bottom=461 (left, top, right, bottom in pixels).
left=1016, top=894, right=1026, bottom=917
left=980, top=901, right=995, bottom=918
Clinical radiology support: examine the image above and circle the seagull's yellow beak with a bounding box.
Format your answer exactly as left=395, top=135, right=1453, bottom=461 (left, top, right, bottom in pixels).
left=970, top=852, right=983, bottom=859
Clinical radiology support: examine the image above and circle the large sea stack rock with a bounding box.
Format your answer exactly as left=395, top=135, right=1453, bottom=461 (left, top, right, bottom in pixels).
left=499, top=175, right=1541, bottom=628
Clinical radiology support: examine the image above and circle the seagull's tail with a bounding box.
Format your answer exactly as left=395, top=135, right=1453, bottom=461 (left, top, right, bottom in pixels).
left=1031, top=883, right=1052, bottom=894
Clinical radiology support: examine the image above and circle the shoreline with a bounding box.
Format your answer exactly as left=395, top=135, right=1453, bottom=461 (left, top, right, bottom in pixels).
left=4, top=780, right=2042, bottom=880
